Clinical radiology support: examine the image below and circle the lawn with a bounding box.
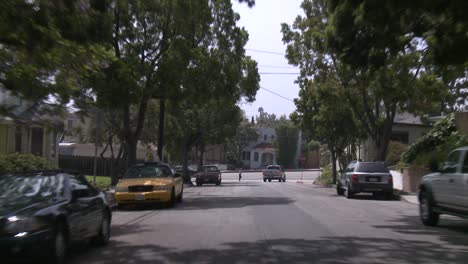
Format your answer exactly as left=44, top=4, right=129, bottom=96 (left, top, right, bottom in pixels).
left=85, top=175, right=112, bottom=190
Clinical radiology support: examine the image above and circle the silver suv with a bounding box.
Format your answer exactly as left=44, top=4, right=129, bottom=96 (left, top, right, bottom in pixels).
left=337, top=161, right=393, bottom=199
left=419, top=147, right=468, bottom=226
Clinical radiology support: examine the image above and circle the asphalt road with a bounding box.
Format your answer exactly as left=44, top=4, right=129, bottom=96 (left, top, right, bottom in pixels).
left=221, top=170, right=320, bottom=182
left=69, top=179, right=468, bottom=264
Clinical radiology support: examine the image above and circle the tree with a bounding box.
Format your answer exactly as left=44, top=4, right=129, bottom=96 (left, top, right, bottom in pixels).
left=275, top=124, right=299, bottom=169
left=92, top=0, right=259, bottom=166
left=0, top=0, right=112, bottom=113
left=282, top=0, right=447, bottom=162
left=226, top=114, right=258, bottom=168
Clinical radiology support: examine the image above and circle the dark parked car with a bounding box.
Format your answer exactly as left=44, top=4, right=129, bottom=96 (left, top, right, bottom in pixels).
left=174, top=165, right=197, bottom=178
left=419, top=147, right=468, bottom=226
left=337, top=161, right=393, bottom=199
left=0, top=171, right=112, bottom=264
left=195, top=165, right=222, bottom=186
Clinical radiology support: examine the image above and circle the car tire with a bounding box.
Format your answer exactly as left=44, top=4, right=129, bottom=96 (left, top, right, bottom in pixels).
left=177, top=187, right=183, bottom=203
left=117, top=204, right=125, bottom=210
left=345, top=183, right=354, bottom=199
left=268, top=179, right=272, bottom=182
left=336, top=182, right=345, bottom=196
left=419, top=191, right=440, bottom=226
left=263, top=179, right=266, bottom=182
left=49, top=221, right=68, bottom=264
left=384, top=191, right=394, bottom=200
left=93, top=210, right=111, bottom=246
left=216, top=181, right=221, bottom=186
left=167, top=188, right=176, bottom=208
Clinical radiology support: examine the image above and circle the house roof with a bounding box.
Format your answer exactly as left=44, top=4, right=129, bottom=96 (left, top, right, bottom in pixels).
left=253, top=142, right=275, bottom=149
left=393, top=112, right=430, bottom=126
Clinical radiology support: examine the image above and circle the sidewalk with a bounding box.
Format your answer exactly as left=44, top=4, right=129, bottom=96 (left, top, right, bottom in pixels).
left=400, top=194, right=419, bottom=205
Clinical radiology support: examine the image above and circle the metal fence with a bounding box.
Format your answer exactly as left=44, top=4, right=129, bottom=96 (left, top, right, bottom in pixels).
left=58, top=155, right=140, bottom=176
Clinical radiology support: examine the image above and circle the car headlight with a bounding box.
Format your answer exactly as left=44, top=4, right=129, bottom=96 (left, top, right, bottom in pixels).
left=5, top=216, right=47, bottom=235
left=153, top=185, right=170, bottom=191
left=115, top=186, right=128, bottom=192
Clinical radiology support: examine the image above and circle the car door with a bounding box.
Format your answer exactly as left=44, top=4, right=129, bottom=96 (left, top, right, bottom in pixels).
left=436, top=150, right=462, bottom=208
left=455, top=151, right=468, bottom=211
left=68, top=174, right=103, bottom=240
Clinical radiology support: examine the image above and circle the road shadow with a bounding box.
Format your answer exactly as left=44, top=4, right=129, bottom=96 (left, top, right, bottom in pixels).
left=174, top=196, right=294, bottom=210
left=68, top=236, right=468, bottom=264
left=373, top=214, right=468, bottom=247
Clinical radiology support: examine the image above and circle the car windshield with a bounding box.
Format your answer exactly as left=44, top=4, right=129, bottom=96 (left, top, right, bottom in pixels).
left=123, top=166, right=172, bottom=179
left=0, top=174, right=65, bottom=201
left=356, top=163, right=389, bottom=173
left=203, top=166, right=219, bottom=172
left=267, top=166, right=281, bottom=170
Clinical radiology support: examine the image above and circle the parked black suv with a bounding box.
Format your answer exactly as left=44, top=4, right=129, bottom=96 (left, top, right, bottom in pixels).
left=0, top=171, right=112, bottom=264
left=419, top=147, right=468, bottom=226
left=337, top=161, right=393, bottom=199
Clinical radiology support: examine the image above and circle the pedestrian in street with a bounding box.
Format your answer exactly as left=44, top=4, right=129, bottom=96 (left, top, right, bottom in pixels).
left=238, top=169, right=242, bottom=182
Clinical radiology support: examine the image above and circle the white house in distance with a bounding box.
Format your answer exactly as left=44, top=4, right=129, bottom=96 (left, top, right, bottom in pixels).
left=241, top=127, right=277, bottom=169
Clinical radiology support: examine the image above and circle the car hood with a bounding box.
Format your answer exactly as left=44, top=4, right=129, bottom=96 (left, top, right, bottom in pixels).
left=0, top=197, right=56, bottom=218
left=422, top=172, right=441, bottom=182
left=117, top=177, right=174, bottom=187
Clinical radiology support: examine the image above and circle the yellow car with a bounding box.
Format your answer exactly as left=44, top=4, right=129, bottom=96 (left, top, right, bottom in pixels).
left=115, top=163, right=183, bottom=208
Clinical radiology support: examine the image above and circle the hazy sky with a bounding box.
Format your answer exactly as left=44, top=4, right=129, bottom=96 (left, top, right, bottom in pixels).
left=232, top=0, right=304, bottom=120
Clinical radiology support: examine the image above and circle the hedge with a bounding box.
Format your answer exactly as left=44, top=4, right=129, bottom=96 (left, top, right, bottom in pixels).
left=0, top=153, right=56, bottom=174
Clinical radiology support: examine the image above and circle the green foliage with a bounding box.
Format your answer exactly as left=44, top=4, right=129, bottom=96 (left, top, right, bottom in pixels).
left=401, top=114, right=468, bottom=170
left=0, top=153, right=55, bottom=174
left=308, top=140, right=321, bottom=152
left=275, top=125, right=299, bottom=169
left=315, top=164, right=333, bottom=185
left=385, top=141, right=407, bottom=167
left=282, top=0, right=448, bottom=162
left=85, top=176, right=111, bottom=190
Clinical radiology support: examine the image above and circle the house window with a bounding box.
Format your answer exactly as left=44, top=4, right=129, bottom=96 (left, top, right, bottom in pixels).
left=67, top=120, right=74, bottom=130
left=242, top=151, right=251, bottom=161
left=271, top=135, right=275, bottom=140
left=254, top=152, right=259, bottom=162
left=15, top=127, right=22, bottom=153
left=390, top=131, right=409, bottom=144
left=264, top=134, right=267, bottom=141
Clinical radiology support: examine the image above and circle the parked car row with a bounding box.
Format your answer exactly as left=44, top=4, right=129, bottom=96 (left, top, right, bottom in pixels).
left=336, top=146, right=468, bottom=228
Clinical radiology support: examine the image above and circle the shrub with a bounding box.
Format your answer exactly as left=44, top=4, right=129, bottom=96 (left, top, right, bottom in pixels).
left=401, top=114, right=468, bottom=170
left=315, top=164, right=334, bottom=185
left=0, top=153, right=55, bottom=174
left=385, top=141, right=408, bottom=166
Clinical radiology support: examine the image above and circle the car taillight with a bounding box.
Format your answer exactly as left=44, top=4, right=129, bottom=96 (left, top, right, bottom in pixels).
left=388, top=175, right=393, bottom=183
left=351, top=174, right=359, bottom=182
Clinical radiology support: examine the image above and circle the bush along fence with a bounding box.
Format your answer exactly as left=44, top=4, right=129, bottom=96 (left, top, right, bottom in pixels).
left=59, top=155, right=142, bottom=176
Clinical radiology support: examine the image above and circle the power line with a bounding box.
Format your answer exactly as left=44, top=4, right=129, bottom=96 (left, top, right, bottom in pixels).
left=260, top=86, right=295, bottom=102
left=246, top=48, right=286, bottom=56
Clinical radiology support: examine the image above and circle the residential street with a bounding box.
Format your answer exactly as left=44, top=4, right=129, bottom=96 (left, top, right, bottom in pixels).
left=70, top=179, right=468, bottom=264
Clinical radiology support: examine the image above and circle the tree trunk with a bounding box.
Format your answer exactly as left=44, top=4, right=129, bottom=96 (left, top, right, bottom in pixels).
left=126, top=138, right=137, bottom=165
left=331, top=151, right=338, bottom=184
left=182, top=143, right=192, bottom=184
left=198, top=145, right=205, bottom=170
left=157, top=99, right=166, bottom=161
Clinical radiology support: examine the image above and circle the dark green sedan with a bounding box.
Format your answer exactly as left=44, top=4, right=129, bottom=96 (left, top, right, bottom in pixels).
left=0, top=171, right=112, bottom=264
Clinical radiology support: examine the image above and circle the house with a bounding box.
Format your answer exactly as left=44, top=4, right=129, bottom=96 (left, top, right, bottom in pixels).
left=0, top=88, right=63, bottom=166
left=241, top=127, right=278, bottom=169
left=360, top=112, right=433, bottom=161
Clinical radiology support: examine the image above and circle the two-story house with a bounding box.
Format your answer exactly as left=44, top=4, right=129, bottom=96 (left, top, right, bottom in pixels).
left=241, top=127, right=277, bottom=169
left=0, top=88, right=63, bottom=166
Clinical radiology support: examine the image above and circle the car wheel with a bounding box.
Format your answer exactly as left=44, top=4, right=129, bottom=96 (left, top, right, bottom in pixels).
left=216, top=181, right=221, bottom=186
left=336, top=182, right=345, bottom=196
left=93, top=210, right=111, bottom=246
left=263, top=179, right=266, bottom=182
left=419, top=191, right=439, bottom=226
left=166, top=188, right=176, bottom=208
left=384, top=191, right=394, bottom=200
left=268, top=179, right=272, bottom=182
left=345, top=183, right=354, bottom=199
left=50, top=222, right=68, bottom=264
left=177, top=187, right=184, bottom=203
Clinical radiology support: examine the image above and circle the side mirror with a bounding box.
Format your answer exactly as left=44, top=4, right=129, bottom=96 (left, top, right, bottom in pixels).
left=71, top=189, right=88, bottom=202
